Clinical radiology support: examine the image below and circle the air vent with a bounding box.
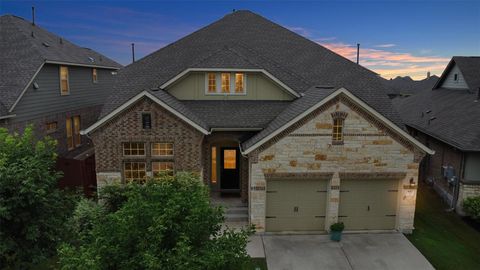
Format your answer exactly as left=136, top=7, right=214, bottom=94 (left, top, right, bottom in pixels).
left=88, top=57, right=95, bottom=63
left=315, top=85, right=335, bottom=89
left=42, top=42, right=50, bottom=47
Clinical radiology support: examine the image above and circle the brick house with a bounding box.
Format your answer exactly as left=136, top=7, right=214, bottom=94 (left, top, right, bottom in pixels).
left=83, top=11, right=433, bottom=233
left=395, top=56, right=480, bottom=214
left=0, top=15, right=121, bottom=194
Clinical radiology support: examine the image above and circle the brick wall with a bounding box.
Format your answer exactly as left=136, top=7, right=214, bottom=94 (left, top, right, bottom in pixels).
left=90, top=97, right=204, bottom=187
left=249, top=98, right=421, bottom=233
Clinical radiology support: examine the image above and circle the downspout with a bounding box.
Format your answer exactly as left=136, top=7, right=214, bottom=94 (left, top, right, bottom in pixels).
left=451, top=151, right=465, bottom=211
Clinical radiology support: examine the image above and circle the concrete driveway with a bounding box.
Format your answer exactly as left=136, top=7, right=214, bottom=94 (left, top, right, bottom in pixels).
left=247, top=233, right=434, bottom=270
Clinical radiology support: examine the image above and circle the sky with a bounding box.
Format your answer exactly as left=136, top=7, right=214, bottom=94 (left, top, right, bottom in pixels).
left=1, top=0, right=479, bottom=80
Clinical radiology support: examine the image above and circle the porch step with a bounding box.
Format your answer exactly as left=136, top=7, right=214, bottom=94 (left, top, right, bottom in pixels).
left=226, top=206, right=248, bottom=215
left=225, top=206, right=248, bottom=222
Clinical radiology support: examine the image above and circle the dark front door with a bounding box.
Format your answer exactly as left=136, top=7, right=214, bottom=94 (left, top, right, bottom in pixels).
left=220, top=147, right=240, bottom=190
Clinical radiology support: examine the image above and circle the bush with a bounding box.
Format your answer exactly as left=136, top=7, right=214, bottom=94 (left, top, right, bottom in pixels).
left=0, top=126, right=78, bottom=267
left=463, top=196, right=480, bottom=220
left=330, top=222, right=345, bottom=232
left=59, top=173, right=253, bottom=270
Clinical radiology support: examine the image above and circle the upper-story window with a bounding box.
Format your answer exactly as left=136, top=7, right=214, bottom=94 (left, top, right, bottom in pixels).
left=66, top=115, right=81, bottom=150
left=331, top=111, right=348, bottom=145
left=206, top=72, right=246, bottom=95
left=60, top=66, right=69, bottom=95
left=92, top=68, right=98, bottom=83
left=453, top=73, right=458, bottom=82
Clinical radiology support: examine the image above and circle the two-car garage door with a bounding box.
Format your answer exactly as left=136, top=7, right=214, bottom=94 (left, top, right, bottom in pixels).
left=265, top=178, right=399, bottom=232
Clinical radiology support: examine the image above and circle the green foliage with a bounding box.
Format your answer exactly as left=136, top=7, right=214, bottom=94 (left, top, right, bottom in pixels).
left=329, top=222, right=345, bottom=232
left=463, top=196, right=480, bottom=220
left=59, top=172, right=253, bottom=270
left=0, top=126, right=78, bottom=267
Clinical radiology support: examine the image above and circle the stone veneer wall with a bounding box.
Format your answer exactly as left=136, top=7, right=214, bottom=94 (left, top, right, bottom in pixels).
left=249, top=98, right=422, bottom=233
left=90, top=97, right=205, bottom=189
left=456, top=182, right=480, bottom=214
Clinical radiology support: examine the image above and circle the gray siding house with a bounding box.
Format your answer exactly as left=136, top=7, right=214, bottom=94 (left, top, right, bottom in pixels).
left=0, top=15, right=121, bottom=194
left=395, top=56, right=480, bottom=214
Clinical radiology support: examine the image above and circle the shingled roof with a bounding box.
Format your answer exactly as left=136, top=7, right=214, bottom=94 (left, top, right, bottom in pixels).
left=395, top=57, right=480, bottom=151
left=0, top=15, right=121, bottom=116
left=100, top=10, right=400, bottom=123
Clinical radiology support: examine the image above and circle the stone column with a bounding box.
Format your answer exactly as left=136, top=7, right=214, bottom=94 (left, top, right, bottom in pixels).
left=325, top=172, right=340, bottom=231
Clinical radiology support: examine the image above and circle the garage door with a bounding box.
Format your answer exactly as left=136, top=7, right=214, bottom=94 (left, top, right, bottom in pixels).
left=266, top=179, right=327, bottom=232
left=339, top=179, right=399, bottom=230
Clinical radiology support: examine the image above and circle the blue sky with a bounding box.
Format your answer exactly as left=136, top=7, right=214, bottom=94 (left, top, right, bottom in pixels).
left=1, top=0, right=479, bottom=79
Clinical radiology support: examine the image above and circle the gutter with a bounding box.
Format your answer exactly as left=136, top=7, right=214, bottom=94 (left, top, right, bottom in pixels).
left=0, top=114, right=16, bottom=120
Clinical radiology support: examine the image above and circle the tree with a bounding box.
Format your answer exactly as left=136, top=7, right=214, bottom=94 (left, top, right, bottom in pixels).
left=0, top=126, right=78, bottom=267
left=59, top=173, right=253, bottom=270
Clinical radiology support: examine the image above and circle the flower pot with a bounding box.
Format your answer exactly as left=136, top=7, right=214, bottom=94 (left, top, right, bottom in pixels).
left=330, top=231, right=342, bottom=242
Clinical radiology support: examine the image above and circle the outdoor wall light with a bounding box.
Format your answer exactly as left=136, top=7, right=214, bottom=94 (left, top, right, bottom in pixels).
left=409, top=177, right=416, bottom=188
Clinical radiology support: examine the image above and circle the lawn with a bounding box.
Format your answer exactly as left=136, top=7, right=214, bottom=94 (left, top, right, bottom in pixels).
left=406, top=184, right=480, bottom=270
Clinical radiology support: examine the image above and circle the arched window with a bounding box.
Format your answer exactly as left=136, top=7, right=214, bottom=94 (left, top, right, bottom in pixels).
left=331, top=111, right=348, bottom=144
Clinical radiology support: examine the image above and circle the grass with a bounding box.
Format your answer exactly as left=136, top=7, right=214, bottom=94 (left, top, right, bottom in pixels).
left=406, top=184, right=480, bottom=270
left=242, top=258, right=268, bottom=270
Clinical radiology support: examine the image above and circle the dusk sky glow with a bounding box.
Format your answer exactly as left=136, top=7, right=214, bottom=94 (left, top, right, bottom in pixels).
left=2, top=0, right=479, bottom=80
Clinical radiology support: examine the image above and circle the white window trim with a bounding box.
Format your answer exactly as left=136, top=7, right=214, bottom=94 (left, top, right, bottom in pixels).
left=122, top=142, right=147, bottom=157
left=204, top=72, right=247, bottom=96
left=59, top=66, right=70, bottom=96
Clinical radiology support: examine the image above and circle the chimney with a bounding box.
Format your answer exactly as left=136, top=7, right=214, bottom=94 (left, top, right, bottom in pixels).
left=31, top=6, right=35, bottom=26
left=356, top=43, right=360, bottom=64
left=427, top=71, right=431, bottom=79
left=131, top=43, right=135, bottom=63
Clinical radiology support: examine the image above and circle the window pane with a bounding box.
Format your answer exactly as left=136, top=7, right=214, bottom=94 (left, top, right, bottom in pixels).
left=152, top=161, right=174, bottom=177
left=142, top=113, right=152, bottom=129
left=123, top=142, right=145, bottom=156
left=66, top=117, right=73, bottom=150
left=221, top=73, right=230, bottom=93
left=211, top=147, right=217, bottom=184
left=208, top=73, right=216, bottom=92
left=332, top=119, right=344, bottom=141
left=235, top=73, right=244, bottom=93
left=73, top=116, right=81, bottom=146
left=151, top=142, right=173, bottom=156
left=223, top=149, right=236, bottom=169
left=92, top=68, right=98, bottom=82
left=60, top=66, right=69, bottom=94
left=124, top=162, right=146, bottom=183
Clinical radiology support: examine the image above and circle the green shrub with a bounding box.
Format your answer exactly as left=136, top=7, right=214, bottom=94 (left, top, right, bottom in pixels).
left=330, top=222, right=345, bottom=232
left=0, top=126, right=78, bottom=267
left=463, top=196, right=480, bottom=220
left=59, top=172, right=253, bottom=270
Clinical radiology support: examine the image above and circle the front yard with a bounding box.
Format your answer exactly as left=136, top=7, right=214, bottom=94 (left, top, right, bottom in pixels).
left=407, top=184, right=480, bottom=270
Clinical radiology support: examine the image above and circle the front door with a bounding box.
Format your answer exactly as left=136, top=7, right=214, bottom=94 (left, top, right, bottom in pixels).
left=220, top=147, right=240, bottom=190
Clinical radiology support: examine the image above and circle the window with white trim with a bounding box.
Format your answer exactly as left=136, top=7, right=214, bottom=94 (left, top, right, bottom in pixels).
left=331, top=111, right=348, bottom=145
left=60, top=66, right=69, bottom=95
left=151, top=142, right=173, bottom=156
left=152, top=161, right=174, bottom=177
left=124, top=162, right=146, bottom=182
left=123, top=142, right=146, bottom=156
left=205, top=72, right=246, bottom=95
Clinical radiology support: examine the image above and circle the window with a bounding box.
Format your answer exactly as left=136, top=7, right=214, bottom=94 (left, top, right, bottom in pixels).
left=211, top=146, right=217, bottom=184
left=207, top=73, right=216, bottom=93
left=123, top=142, right=146, bottom=156
left=92, top=68, right=98, bottom=83
left=331, top=111, right=347, bottom=144
left=205, top=72, right=246, bottom=95
left=60, top=66, right=69, bottom=95
left=454, top=73, right=458, bottom=81
left=66, top=118, right=74, bottom=150
left=73, top=116, right=81, bottom=146
left=124, top=162, right=146, bottom=182
left=151, top=142, right=173, bottom=156
left=142, top=113, right=152, bottom=129
left=235, top=73, right=245, bottom=93
left=152, top=161, right=174, bottom=177
left=332, top=118, right=344, bottom=142
left=45, top=122, right=57, bottom=133
left=223, top=149, right=236, bottom=169
left=221, top=73, right=230, bottom=93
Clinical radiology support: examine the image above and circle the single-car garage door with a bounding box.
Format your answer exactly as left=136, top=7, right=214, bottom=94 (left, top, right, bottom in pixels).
left=339, top=179, right=399, bottom=230
left=266, top=179, right=327, bottom=232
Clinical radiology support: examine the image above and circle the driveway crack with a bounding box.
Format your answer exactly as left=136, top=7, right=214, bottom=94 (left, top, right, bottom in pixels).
left=340, top=245, right=354, bottom=270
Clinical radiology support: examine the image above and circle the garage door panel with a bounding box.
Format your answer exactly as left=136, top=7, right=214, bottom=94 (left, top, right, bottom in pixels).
left=266, top=179, right=327, bottom=232
left=339, top=179, right=398, bottom=230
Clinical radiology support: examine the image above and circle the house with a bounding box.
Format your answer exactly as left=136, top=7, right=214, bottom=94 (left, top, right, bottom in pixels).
left=384, top=74, right=439, bottom=99
left=82, top=10, right=433, bottom=233
left=395, top=56, right=480, bottom=214
left=0, top=15, right=122, bottom=194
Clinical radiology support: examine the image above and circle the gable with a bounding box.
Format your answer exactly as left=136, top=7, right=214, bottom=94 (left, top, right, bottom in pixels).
left=440, top=63, right=468, bottom=89
left=166, top=71, right=294, bottom=101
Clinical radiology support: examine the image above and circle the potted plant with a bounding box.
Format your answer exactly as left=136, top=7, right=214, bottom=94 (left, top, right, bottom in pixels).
left=330, top=222, right=345, bottom=242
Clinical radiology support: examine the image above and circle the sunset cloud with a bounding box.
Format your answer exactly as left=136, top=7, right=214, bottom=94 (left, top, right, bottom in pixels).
left=320, top=42, right=450, bottom=79
left=375, top=44, right=396, bottom=48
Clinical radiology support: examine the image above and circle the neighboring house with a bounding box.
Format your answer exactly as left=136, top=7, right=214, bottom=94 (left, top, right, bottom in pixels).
left=384, top=74, right=439, bottom=99
left=83, top=11, right=433, bottom=233
left=395, top=56, right=480, bottom=214
left=0, top=15, right=122, bottom=194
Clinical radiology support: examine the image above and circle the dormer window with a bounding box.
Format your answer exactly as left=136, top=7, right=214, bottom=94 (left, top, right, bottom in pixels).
left=205, top=72, right=246, bottom=95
